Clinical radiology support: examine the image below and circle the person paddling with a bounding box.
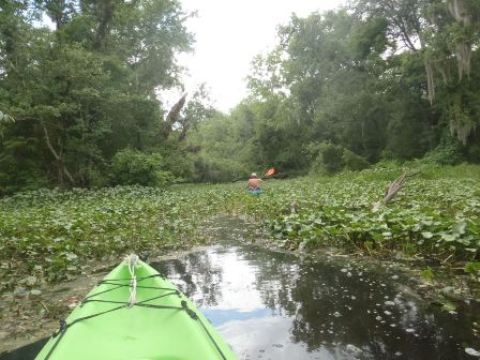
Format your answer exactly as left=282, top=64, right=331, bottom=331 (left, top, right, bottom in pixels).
left=247, top=172, right=262, bottom=193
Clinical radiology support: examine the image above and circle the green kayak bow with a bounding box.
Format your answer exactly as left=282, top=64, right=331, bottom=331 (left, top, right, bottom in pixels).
left=35, top=255, right=237, bottom=360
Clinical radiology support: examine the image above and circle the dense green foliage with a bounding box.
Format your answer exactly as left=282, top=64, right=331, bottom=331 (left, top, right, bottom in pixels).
left=186, top=0, right=480, bottom=181
left=249, top=166, right=480, bottom=259
left=0, top=0, right=192, bottom=193
left=1, top=165, right=479, bottom=291
left=1, top=0, right=479, bottom=188
left=110, top=148, right=171, bottom=187
left=0, top=184, right=243, bottom=290
left=317, top=142, right=346, bottom=174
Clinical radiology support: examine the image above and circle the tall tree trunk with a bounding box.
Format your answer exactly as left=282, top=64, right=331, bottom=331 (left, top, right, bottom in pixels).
left=41, top=121, right=75, bottom=185
left=94, top=0, right=116, bottom=50
left=425, top=60, right=435, bottom=105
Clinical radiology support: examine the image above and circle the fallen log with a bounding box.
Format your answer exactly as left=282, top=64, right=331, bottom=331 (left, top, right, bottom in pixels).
left=372, top=170, right=419, bottom=211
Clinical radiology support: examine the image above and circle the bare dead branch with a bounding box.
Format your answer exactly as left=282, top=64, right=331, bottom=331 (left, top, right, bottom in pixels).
left=166, top=93, right=187, bottom=126
left=372, top=170, right=419, bottom=211
left=41, top=121, right=60, bottom=161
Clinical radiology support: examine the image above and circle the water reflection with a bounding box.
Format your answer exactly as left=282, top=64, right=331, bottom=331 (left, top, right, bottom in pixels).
left=153, top=245, right=479, bottom=360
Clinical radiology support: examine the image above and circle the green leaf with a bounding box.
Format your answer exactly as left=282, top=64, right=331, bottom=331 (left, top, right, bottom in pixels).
left=421, top=231, right=434, bottom=239
left=465, top=262, right=480, bottom=274
left=420, top=267, right=435, bottom=284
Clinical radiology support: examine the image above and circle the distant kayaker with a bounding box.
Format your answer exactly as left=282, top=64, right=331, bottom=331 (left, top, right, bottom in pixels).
left=247, top=172, right=262, bottom=191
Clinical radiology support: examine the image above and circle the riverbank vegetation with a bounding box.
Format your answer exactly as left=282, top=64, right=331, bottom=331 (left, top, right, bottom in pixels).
left=248, top=164, right=480, bottom=260
left=1, top=163, right=479, bottom=294
left=0, top=184, right=237, bottom=291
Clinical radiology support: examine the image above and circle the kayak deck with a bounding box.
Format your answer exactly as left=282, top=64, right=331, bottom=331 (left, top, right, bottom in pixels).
left=35, top=257, right=236, bottom=360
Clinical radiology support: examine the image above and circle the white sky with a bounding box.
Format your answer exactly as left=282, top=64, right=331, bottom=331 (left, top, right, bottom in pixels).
left=160, top=0, right=345, bottom=112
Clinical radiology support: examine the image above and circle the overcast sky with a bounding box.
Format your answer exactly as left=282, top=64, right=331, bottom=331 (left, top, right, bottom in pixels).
left=160, top=0, right=345, bottom=112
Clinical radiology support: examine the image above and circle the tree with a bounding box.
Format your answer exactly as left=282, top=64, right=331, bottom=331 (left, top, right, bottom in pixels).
left=0, top=0, right=193, bottom=191
left=354, top=0, right=480, bottom=146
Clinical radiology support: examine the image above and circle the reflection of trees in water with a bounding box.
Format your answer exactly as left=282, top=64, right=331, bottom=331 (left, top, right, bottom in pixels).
left=153, top=213, right=476, bottom=360
left=240, top=248, right=470, bottom=359
left=239, top=248, right=300, bottom=317
left=153, top=251, right=223, bottom=308
left=153, top=216, right=257, bottom=308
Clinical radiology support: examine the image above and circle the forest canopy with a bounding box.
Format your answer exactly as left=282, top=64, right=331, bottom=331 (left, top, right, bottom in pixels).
left=1, top=0, right=479, bottom=192
left=0, top=0, right=194, bottom=193
left=189, top=0, right=480, bottom=182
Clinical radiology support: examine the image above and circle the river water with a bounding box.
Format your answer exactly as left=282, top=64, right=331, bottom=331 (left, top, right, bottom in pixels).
left=1, top=218, right=479, bottom=359
left=152, top=244, right=479, bottom=360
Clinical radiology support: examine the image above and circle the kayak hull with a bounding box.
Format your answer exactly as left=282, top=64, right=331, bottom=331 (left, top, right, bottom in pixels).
left=35, top=257, right=236, bottom=360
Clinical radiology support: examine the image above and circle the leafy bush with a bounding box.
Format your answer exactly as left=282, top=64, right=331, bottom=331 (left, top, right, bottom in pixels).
left=163, top=149, right=194, bottom=181
left=0, top=137, right=49, bottom=195
left=422, top=140, right=465, bottom=165
left=110, top=148, right=172, bottom=187
left=312, top=143, right=370, bottom=174
left=192, top=156, right=248, bottom=183
left=321, top=143, right=344, bottom=172
left=466, top=142, right=480, bottom=163
left=78, top=166, right=109, bottom=188
left=313, top=142, right=344, bottom=174
left=342, top=149, right=369, bottom=171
